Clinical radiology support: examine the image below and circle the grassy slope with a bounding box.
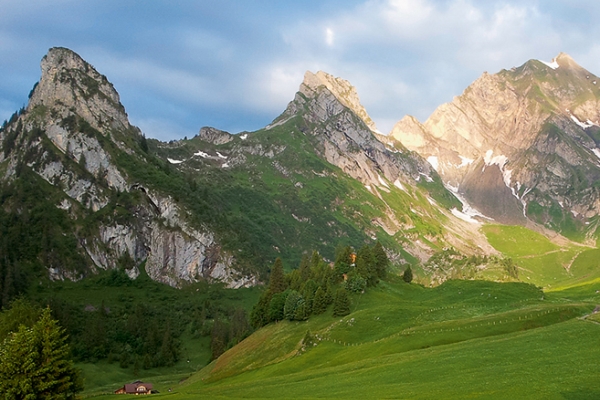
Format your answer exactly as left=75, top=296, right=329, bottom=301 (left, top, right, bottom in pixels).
left=95, top=277, right=598, bottom=399
left=81, top=223, right=600, bottom=398
left=482, top=224, right=600, bottom=290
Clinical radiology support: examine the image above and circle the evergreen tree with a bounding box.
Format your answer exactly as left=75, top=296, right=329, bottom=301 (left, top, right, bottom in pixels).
left=301, top=279, right=317, bottom=315
left=299, top=253, right=312, bottom=282
left=283, top=290, right=303, bottom=321
left=372, top=241, right=389, bottom=280
left=0, top=298, right=42, bottom=341
left=309, top=250, right=322, bottom=269
left=312, top=286, right=328, bottom=315
left=334, top=245, right=353, bottom=279
left=333, top=288, right=351, bottom=317
left=250, top=290, right=272, bottom=328
left=294, top=302, right=307, bottom=321
left=0, top=308, right=82, bottom=399
left=403, top=265, right=413, bottom=283
left=268, top=258, right=286, bottom=294
left=356, top=245, right=377, bottom=286
left=268, top=291, right=288, bottom=322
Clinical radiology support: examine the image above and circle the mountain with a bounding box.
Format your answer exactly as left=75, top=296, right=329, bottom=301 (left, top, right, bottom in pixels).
left=151, top=70, right=481, bottom=266
left=390, top=53, right=600, bottom=239
left=1, top=48, right=480, bottom=299
left=0, top=47, right=255, bottom=297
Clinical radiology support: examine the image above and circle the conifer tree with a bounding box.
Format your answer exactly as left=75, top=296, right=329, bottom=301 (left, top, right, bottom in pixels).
left=372, top=241, right=389, bottom=279
left=268, top=258, right=286, bottom=294
left=312, top=286, right=328, bottom=315
left=356, top=245, right=377, bottom=286
left=283, top=290, right=303, bottom=321
left=0, top=308, right=82, bottom=399
left=333, top=288, right=351, bottom=317
left=299, top=253, right=312, bottom=282
left=403, top=265, right=413, bottom=283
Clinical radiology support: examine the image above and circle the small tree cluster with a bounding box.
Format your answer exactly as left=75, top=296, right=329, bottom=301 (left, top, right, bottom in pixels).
left=251, top=252, right=338, bottom=328
left=251, top=243, right=389, bottom=328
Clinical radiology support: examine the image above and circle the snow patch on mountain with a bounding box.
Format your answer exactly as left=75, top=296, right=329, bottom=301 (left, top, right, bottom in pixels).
left=168, top=158, right=184, bottom=164
left=540, top=59, right=559, bottom=69
left=570, top=114, right=595, bottom=129
left=458, top=156, right=474, bottom=168
left=393, top=179, right=406, bottom=192
left=377, top=174, right=389, bottom=188
left=427, top=156, right=439, bottom=171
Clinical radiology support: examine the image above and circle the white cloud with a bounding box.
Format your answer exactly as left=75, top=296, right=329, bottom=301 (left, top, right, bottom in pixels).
left=326, top=28, right=335, bottom=47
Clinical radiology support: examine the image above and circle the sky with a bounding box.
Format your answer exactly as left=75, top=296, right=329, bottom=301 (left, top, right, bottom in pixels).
left=2, top=0, right=600, bottom=141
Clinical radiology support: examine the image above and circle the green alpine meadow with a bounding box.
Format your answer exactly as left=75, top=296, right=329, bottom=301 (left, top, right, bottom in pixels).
left=2, top=46, right=600, bottom=399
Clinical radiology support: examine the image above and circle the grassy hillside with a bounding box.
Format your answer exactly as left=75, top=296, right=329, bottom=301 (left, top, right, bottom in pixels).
left=76, top=277, right=599, bottom=399
left=482, top=224, right=600, bottom=290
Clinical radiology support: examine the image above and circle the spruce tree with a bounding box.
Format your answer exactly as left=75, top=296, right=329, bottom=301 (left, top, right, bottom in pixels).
left=356, top=245, right=377, bottom=286
left=372, top=241, right=389, bottom=280
left=0, top=308, right=82, bottom=399
left=268, top=258, right=286, bottom=294
left=312, top=286, right=327, bottom=315
left=283, top=290, right=303, bottom=321
left=299, top=254, right=312, bottom=282
left=333, top=288, right=351, bottom=317
left=403, top=265, right=413, bottom=283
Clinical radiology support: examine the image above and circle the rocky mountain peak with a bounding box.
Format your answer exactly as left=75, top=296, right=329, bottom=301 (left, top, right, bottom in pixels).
left=390, top=53, right=600, bottom=232
left=300, top=70, right=378, bottom=132
left=28, top=47, right=129, bottom=132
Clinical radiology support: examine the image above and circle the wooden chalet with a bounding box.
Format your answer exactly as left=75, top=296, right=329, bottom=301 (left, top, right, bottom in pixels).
left=115, top=381, right=153, bottom=395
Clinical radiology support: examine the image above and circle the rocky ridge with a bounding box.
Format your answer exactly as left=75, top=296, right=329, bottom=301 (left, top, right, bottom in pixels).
left=273, top=70, right=439, bottom=191
left=0, top=47, right=254, bottom=288
left=391, top=53, right=600, bottom=236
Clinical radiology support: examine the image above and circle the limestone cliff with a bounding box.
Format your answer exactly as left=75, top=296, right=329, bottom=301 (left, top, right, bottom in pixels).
left=272, top=70, right=439, bottom=191
left=0, top=47, right=255, bottom=288
left=391, top=53, right=600, bottom=235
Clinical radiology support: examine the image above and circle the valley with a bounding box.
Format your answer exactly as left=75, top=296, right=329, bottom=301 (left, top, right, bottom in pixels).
left=2, top=47, right=600, bottom=398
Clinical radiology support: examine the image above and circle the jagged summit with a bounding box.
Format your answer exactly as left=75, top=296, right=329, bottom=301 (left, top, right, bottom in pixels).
left=298, top=70, right=378, bottom=133
left=390, top=52, right=600, bottom=234
left=28, top=47, right=129, bottom=132
left=536, top=52, right=581, bottom=71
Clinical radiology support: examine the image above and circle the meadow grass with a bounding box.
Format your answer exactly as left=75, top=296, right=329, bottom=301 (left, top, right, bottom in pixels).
left=96, top=278, right=598, bottom=400
left=74, top=222, right=600, bottom=399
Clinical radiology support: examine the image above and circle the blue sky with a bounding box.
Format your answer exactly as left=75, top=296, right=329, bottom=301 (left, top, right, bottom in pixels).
left=2, top=0, right=600, bottom=140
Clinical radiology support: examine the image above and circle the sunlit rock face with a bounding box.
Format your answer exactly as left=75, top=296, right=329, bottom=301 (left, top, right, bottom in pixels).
left=391, top=53, right=600, bottom=234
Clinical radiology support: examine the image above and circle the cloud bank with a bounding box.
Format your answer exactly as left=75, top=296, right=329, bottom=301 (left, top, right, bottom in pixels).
left=1, top=0, right=600, bottom=139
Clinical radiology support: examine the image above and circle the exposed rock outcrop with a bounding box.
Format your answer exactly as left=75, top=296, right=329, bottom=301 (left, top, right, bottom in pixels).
left=274, top=70, right=439, bottom=190
left=0, top=47, right=255, bottom=288
left=391, top=53, right=600, bottom=233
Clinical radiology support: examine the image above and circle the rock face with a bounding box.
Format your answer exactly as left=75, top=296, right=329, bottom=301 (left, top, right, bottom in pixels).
left=391, top=53, right=600, bottom=236
left=273, top=70, right=439, bottom=190
left=0, top=47, right=255, bottom=288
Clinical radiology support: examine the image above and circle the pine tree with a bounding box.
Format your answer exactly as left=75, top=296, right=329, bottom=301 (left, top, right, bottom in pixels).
left=250, top=290, right=272, bottom=328
left=356, top=245, right=377, bottom=286
left=372, top=241, right=389, bottom=280
left=299, top=253, right=312, bottom=282
left=283, top=290, right=303, bottom=321
left=268, top=258, right=287, bottom=294
left=268, top=291, right=288, bottom=322
left=403, top=265, right=413, bottom=283
left=0, top=308, right=82, bottom=399
left=333, top=288, right=351, bottom=317
left=312, top=286, right=327, bottom=315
